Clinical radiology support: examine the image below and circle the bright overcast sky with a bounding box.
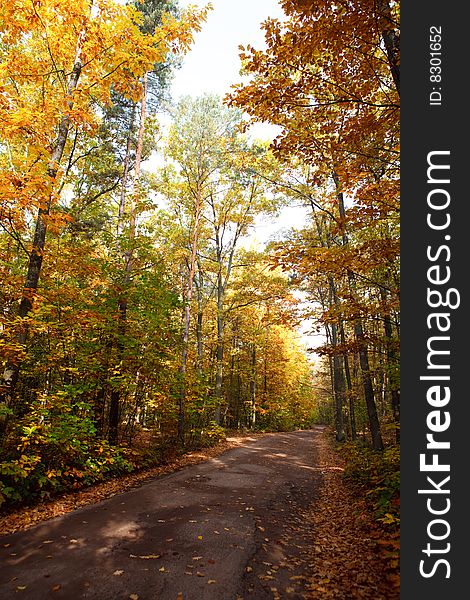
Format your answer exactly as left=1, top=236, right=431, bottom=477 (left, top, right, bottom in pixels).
left=171, top=0, right=285, bottom=100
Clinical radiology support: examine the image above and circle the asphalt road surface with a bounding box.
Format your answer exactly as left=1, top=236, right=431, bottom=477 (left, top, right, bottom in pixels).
left=0, top=429, right=323, bottom=600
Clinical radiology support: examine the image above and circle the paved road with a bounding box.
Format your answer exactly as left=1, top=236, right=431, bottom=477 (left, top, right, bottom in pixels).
left=0, top=429, right=323, bottom=600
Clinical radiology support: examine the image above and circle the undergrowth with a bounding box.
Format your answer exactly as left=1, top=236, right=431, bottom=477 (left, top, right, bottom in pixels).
left=339, top=439, right=400, bottom=529
left=0, top=400, right=228, bottom=509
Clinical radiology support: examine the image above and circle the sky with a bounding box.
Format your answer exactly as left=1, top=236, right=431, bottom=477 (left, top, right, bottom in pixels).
left=171, top=0, right=286, bottom=100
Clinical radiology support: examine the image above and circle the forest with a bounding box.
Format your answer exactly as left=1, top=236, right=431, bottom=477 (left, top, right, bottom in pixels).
left=0, top=0, right=399, bottom=523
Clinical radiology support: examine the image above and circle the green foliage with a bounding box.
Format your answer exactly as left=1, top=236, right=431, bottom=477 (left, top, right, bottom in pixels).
left=340, top=441, right=400, bottom=526
left=256, top=404, right=305, bottom=432
left=0, top=396, right=133, bottom=507
left=187, top=421, right=226, bottom=449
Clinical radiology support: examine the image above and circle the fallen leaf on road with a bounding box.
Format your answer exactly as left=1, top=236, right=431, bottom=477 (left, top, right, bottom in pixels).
left=196, top=572, right=205, bottom=577
left=197, top=535, right=203, bottom=540
left=52, top=584, right=61, bottom=592
left=207, top=579, right=216, bottom=584
left=245, top=566, right=253, bottom=573
left=16, top=586, right=27, bottom=591
left=129, top=595, right=139, bottom=600
left=113, top=570, right=124, bottom=576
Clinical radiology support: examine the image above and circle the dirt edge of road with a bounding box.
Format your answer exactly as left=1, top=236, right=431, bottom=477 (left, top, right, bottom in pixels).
left=241, top=429, right=400, bottom=600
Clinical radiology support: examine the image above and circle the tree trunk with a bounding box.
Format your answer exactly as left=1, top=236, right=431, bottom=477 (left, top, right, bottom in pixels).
left=381, top=287, right=400, bottom=441
left=330, top=262, right=356, bottom=441
left=117, top=104, right=137, bottom=238
left=263, top=311, right=270, bottom=404
left=330, top=318, right=346, bottom=441
left=354, top=319, right=384, bottom=450
left=213, top=271, right=224, bottom=425
left=377, top=0, right=400, bottom=96
left=108, top=73, right=147, bottom=445
left=333, top=171, right=384, bottom=450
left=249, top=343, right=257, bottom=429
left=179, top=187, right=203, bottom=443
left=340, top=322, right=357, bottom=440
left=311, top=211, right=346, bottom=441
left=195, top=262, right=204, bottom=377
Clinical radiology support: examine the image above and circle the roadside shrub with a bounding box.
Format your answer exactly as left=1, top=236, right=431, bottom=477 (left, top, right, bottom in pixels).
left=188, top=421, right=226, bottom=448
left=0, top=396, right=134, bottom=507
left=340, top=441, right=400, bottom=526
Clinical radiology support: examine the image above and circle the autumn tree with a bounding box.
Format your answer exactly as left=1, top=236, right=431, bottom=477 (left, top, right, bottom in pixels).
left=156, top=95, right=289, bottom=437
left=228, top=0, right=400, bottom=449
left=0, top=0, right=208, bottom=433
